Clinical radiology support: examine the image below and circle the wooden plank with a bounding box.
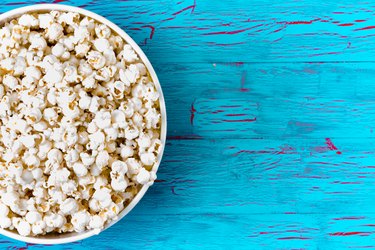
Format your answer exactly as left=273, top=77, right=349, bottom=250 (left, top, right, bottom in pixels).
left=4, top=213, right=375, bottom=249
left=154, top=62, right=375, bottom=139
left=1, top=0, right=375, bottom=62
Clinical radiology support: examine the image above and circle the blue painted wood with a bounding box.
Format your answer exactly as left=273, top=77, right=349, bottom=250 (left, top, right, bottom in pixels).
left=1, top=0, right=375, bottom=249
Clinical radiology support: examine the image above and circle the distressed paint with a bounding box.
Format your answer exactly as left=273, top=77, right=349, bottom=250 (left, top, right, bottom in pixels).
left=0, top=0, right=374, bottom=249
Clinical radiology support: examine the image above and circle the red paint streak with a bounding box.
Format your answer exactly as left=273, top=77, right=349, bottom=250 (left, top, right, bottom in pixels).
left=211, top=110, right=224, bottom=114
left=333, top=216, right=365, bottom=220
left=278, top=237, right=311, bottom=240
left=190, top=101, right=196, bottom=125
left=272, top=27, right=284, bottom=33
left=129, top=28, right=141, bottom=31
left=53, top=0, right=65, bottom=3
left=154, top=179, right=166, bottom=183
left=284, top=20, right=313, bottom=25
left=355, top=26, right=375, bottom=31
left=162, top=17, right=175, bottom=22
left=222, top=118, right=256, bottom=123
left=221, top=105, right=241, bottom=108
left=339, top=23, right=354, bottom=26
left=240, top=71, right=249, bottom=92
left=330, top=232, right=371, bottom=236
left=172, top=0, right=196, bottom=15
left=363, top=224, right=375, bottom=227
left=234, top=148, right=296, bottom=156
left=207, top=42, right=246, bottom=46
left=167, top=135, right=202, bottom=140
left=355, top=20, right=366, bottom=22
left=325, top=138, right=341, bottom=154
left=294, top=175, right=328, bottom=179
left=224, top=62, right=244, bottom=67
left=203, top=27, right=255, bottom=36
left=225, top=114, right=247, bottom=117
left=142, top=25, right=155, bottom=39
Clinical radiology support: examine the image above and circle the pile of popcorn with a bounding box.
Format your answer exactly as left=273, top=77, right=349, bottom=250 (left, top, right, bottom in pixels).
left=0, top=11, right=162, bottom=236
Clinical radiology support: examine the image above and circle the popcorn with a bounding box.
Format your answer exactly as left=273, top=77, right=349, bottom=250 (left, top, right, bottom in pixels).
left=71, top=210, right=90, bottom=232
left=0, top=10, right=161, bottom=237
left=16, top=219, right=31, bottom=236
left=3, top=74, right=19, bottom=90
left=73, top=162, right=88, bottom=177
left=136, top=168, right=151, bottom=185
left=121, top=44, right=138, bottom=63
left=87, top=51, right=106, bottom=69
left=94, top=38, right=110, bottom=52
left=46, top=23, right=63, bottom=41
left=19, top=14, right=39, bottom=27
left=60, top=198, right=79, bottom=215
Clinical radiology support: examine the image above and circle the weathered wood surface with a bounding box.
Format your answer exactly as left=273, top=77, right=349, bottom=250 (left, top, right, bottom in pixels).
left=1, top=0, right=375, bottom=249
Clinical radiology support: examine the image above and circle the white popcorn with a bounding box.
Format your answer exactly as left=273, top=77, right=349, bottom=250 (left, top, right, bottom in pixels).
left=60, top=198, right=79, bottom=215
left=44, top=67, right=63, bottom=85
left=16, top=219, right=31, bottom=236
left=32, top=220, right=46, bottom=235
left=61, top=180, right=77, bottom=195
left=3, top=74, right=18, bottom=90
left=119, top=64, right=139, bottom=86
left=38, top=14, right=54, bottom=29
left=29, top=35, right=47, bottom=51
left=25, top=211, right=42, bottom=224
left=136, top=168, right=151, bottom=185
left=19, top=14, right=39, bottom=27
left=52, top=43, right=65, bottom=58
left=88, top=131, right=105, bottom=150
left=95, top=24, right=111, bottom=38
left=48, top=149, right=63, bottom=163
left=0, top=10, right=161, bottom=237
left=94, top=38, right=110, bottom=52
left=87, top=51, right=106, bottom=69
left=75, top=42, right=91, bottom=57
left=71, top=210, right=90, bottom=232
left=82, top=75, right=97, bottom=89
left=121, top=44, right=138, bottom=63
left=73, top=162, right=88, bottom=177
left=121, top=145, right=134, bottom=159
left=96, top=150, right=109, bottom=169
left=46, top=23, right=63, bottom=41
left=0, top=217, right=11, bottom=229
left=0, top=204, right=9, bottom=217
left=111, top=178, right=127, bottom=192
left=111, top=110, right=127, bottom=128
left=94, top=110, right=111, bottom=129
left=13, top=56, right=27, bottom=76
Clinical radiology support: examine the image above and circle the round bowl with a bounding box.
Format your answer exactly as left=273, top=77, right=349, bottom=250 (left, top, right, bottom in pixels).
left=0, top=4, right=167, bottom=245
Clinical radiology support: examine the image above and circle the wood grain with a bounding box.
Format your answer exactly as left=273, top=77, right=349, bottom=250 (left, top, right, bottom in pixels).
left=0, top=0, right=375, bottom=249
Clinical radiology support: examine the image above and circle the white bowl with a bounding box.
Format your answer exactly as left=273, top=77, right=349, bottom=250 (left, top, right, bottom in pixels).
left=0, top=4, right=167, bottom=245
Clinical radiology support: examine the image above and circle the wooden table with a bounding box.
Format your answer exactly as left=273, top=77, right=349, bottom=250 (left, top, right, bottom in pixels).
left=1, top=0, right=375, bottom=249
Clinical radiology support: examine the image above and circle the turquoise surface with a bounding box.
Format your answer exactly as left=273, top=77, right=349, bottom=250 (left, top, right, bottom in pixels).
left=1, top=0, right=375, bottom=249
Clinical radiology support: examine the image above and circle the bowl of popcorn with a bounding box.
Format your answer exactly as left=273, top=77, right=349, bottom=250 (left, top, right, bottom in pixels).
left=0, top=4, right=166, bottom=244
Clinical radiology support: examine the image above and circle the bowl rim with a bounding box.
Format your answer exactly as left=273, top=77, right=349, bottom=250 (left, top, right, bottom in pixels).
left=0, top=3, right=167, bottom=245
